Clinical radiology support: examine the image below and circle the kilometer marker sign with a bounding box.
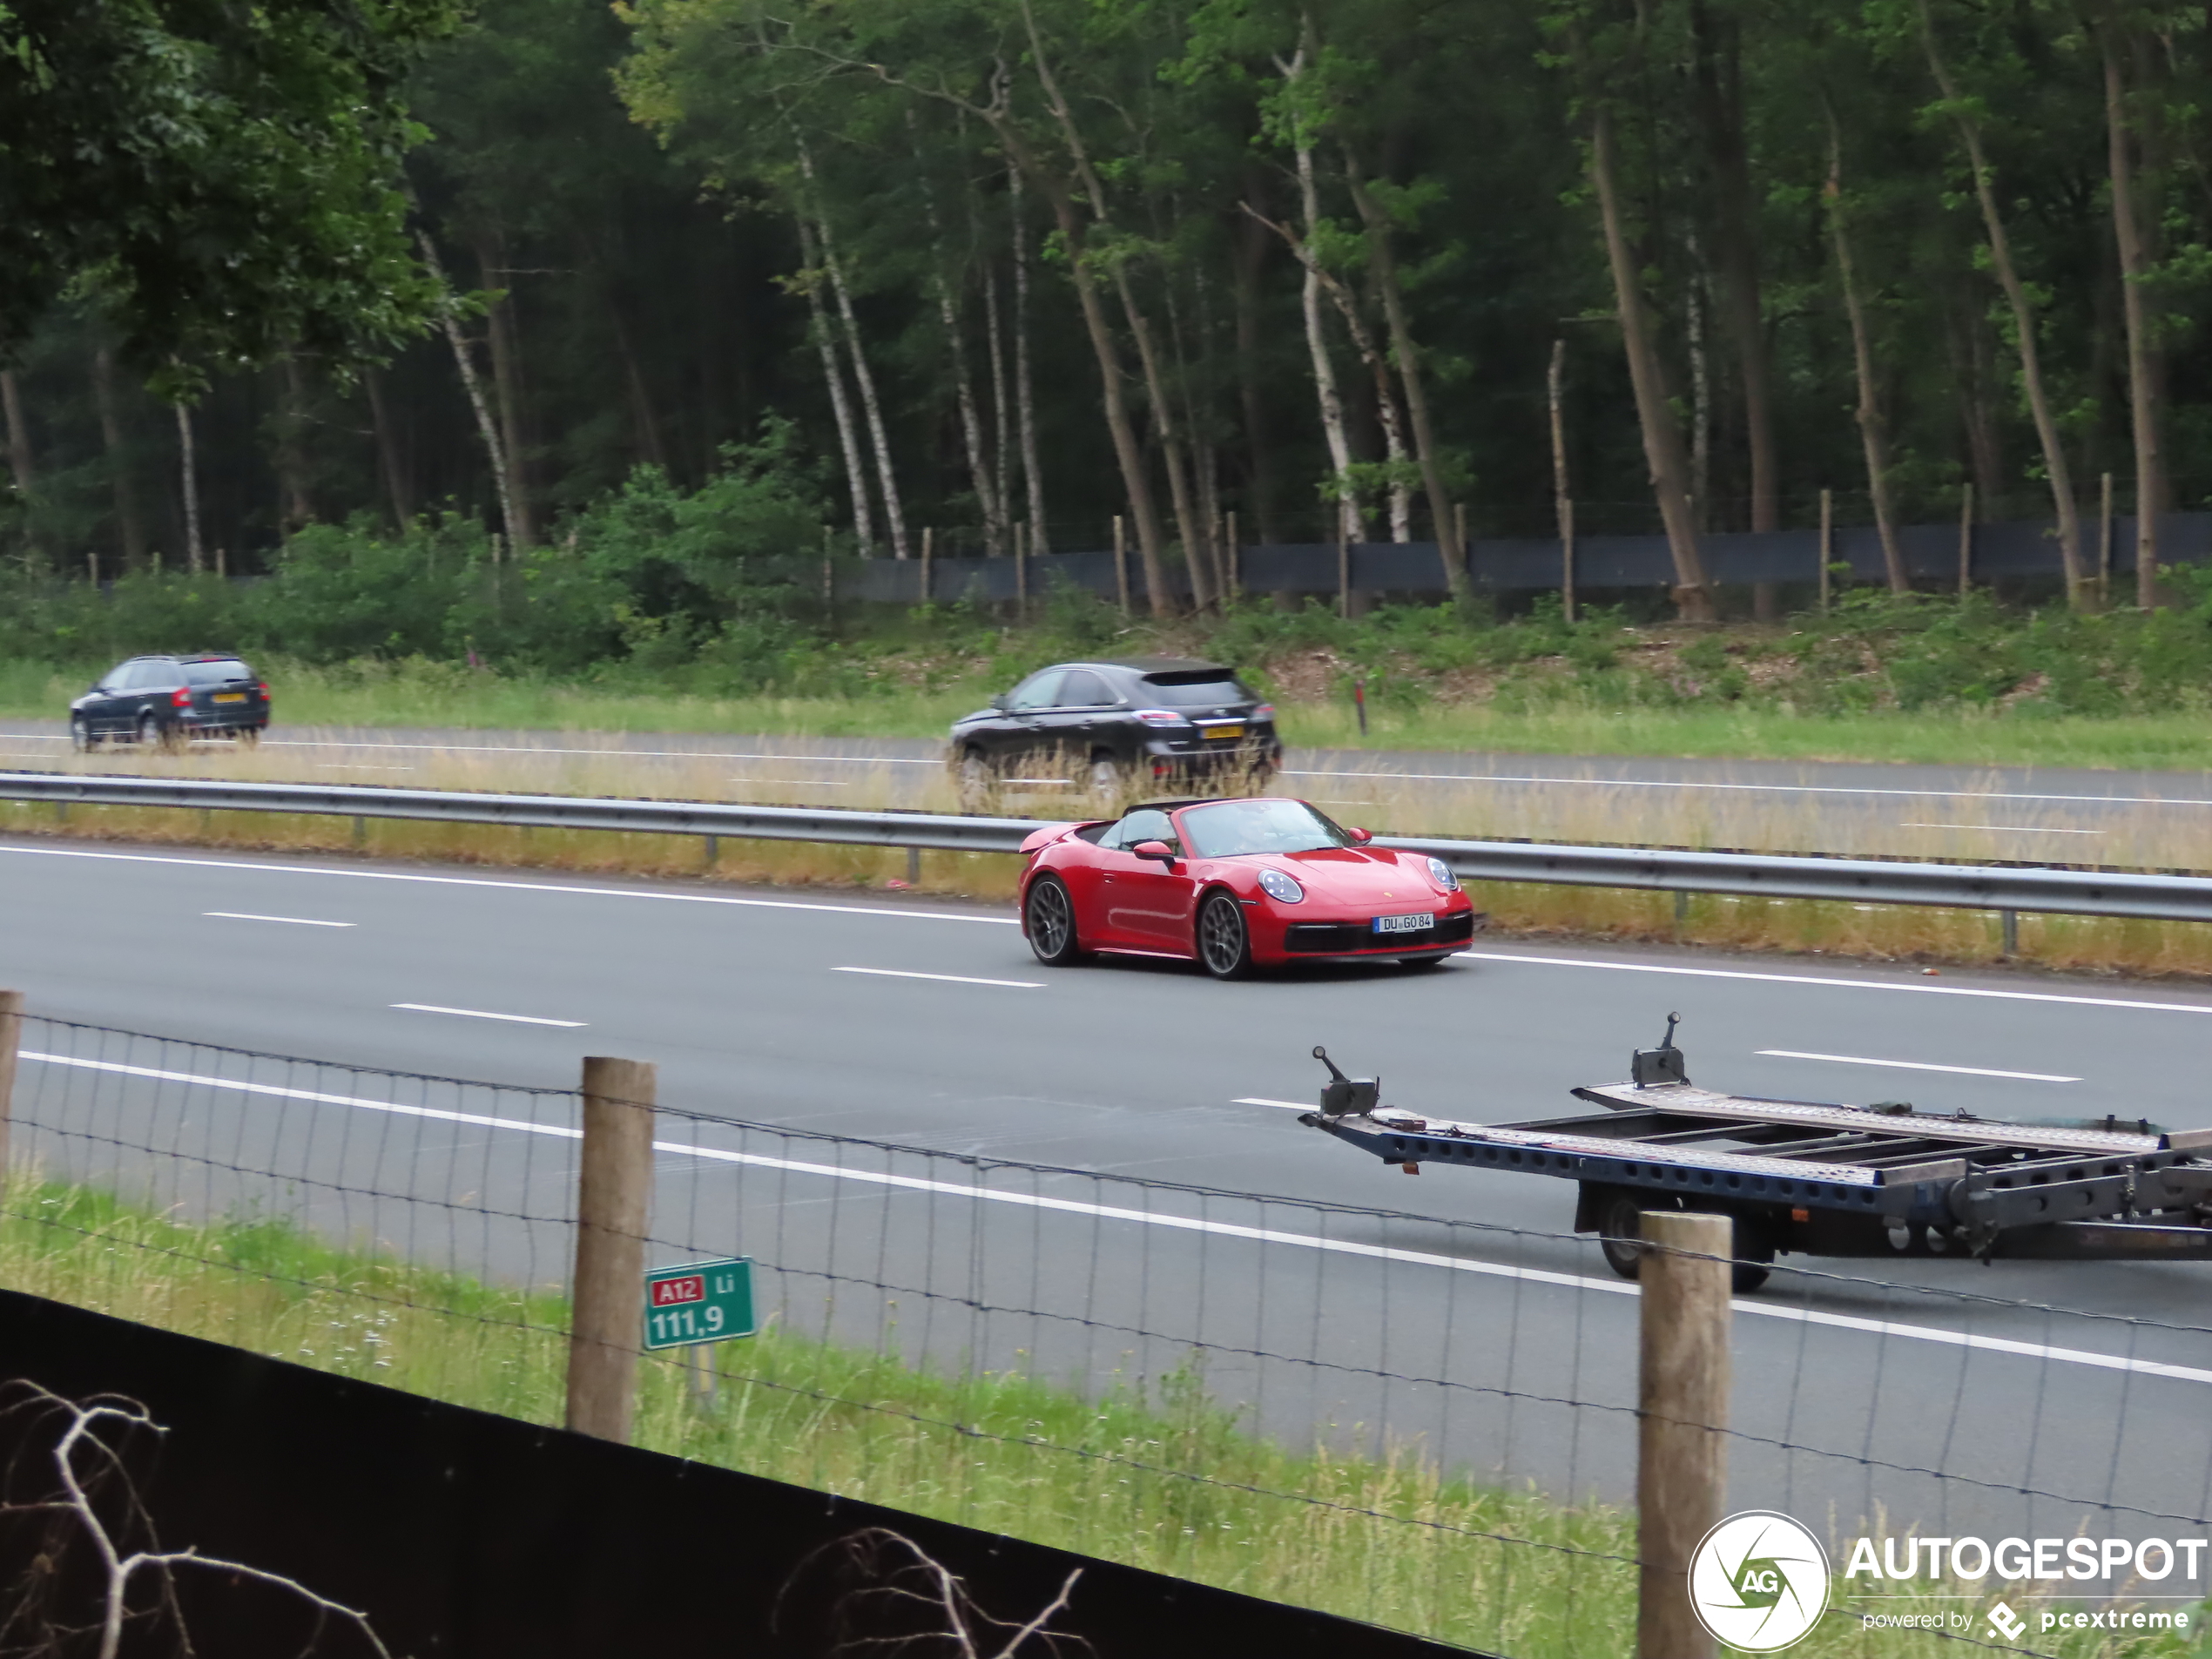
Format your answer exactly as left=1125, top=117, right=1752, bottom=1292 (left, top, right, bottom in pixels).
left=642, top=1257, right=756, bottom=1351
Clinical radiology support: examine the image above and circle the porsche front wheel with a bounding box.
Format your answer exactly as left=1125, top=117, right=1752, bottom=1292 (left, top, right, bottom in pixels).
left=1024, top=875, right=1085, bottom=966
left=1197, top=892, right=1253, bottom=980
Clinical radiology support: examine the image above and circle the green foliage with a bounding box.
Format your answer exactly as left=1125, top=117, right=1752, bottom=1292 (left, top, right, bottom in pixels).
left=0, top=0, right=464, bottom=381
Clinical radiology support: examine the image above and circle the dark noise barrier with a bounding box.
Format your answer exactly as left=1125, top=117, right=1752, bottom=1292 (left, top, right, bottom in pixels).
left=0, top=1288, right=1480, bottom=1659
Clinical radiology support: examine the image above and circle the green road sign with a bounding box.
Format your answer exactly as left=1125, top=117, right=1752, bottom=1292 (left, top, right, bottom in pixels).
left=642, top=1257, right=756, bottom=1351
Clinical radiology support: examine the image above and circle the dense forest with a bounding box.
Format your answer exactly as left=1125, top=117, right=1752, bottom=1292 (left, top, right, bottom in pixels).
left=5, top=0, right=2209, bottom=621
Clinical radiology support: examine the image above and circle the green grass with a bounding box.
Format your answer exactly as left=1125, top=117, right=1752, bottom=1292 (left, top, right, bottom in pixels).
left=10, top=654, right=2212, bottom=771
left=4, top=1176, right=2201, bottom=1658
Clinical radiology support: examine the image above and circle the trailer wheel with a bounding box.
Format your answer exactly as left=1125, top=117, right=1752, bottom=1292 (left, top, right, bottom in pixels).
left=1596, top=1190, right=1774, bottom=1292
left=1596, top=1190, right=1645, bottom=1280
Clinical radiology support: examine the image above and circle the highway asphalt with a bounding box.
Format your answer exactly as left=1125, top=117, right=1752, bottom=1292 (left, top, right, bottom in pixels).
left=6, top=834, right=2212, bottom=1564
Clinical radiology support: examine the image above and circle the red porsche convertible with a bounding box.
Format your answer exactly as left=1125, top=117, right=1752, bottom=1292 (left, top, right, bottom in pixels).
left=1016, top=796, right=1480, bottom=978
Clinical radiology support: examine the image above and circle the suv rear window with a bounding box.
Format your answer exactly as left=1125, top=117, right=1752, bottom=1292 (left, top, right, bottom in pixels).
left=182, top=659, right=252, bottom=686
left=1139, top=674, right=1251, bottom=708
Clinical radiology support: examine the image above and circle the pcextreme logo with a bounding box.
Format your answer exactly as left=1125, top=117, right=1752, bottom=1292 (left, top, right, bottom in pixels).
left=1688, top=1510, right=1832, bottom=1653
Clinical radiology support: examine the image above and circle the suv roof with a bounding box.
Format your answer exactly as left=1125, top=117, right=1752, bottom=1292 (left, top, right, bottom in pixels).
left=1089, top=657, right=1231, bottom=676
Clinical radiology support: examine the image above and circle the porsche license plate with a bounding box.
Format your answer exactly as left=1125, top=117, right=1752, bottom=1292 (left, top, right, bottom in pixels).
left=1372, top=912, right=1435, bottom=934
left=1199, top=723, right=1244, bottom=742
left=212, top=692, right=246, bottom=704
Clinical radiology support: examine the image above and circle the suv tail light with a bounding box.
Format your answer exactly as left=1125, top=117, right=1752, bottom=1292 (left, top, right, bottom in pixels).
left=1133, top=709, right=1187, bottom=727
left=1251, top=703, right=1276, bottom=721
left=258, top=682, right=271, bottom=698
left=171, top=688, right=192, bottom=708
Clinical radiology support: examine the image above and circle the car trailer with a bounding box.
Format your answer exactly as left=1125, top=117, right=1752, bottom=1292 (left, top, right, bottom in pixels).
left=1297, top=1017, right=2212, bottom=1291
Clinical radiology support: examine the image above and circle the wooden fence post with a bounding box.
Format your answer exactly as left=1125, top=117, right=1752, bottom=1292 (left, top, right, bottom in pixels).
left=567, top=1055, right=657, bottom=1444
left=1638, top=1209, right=1731, bottom=1659
left=0, top=989, right=20, bottom=1196
left=1113, top=515, right=1130, bottom=616
left=1818, top=488, right=1833, bottom=615
left=1957, top=482, right=1974, bottom=598
left=2098, top=471, right=2114, bottom=606
left=1015, top=520, right=1028, bottom=617
left=1336, top=523, right=1350, bottom=619
left=1225, top=510, right=1241, bottom=601
left=1561, top=498, right=1578, bottom=624
left=919, top=526, right=934, bottom=607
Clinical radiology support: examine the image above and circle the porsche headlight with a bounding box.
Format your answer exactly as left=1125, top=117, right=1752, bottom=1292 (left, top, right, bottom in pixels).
left=1426, top=857, right=1460, bottom=893
left=1258, top=867, right=1305, bottom=904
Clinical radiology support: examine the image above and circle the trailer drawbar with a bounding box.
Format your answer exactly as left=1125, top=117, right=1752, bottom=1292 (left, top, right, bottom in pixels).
left=1297, top=1016, right=2212, bottom=1291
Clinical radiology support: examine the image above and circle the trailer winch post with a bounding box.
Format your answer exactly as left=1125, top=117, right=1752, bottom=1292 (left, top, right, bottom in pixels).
left=1637, top=1209, right=1731, bottom=1659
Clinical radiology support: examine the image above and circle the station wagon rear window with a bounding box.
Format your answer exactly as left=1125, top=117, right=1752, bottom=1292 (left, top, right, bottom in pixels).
left=181, top=660, right=253, bottom=685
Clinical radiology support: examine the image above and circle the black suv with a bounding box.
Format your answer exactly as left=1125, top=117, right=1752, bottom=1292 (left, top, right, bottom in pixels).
left=948, top=657, right=1280, bottom=805
left=71, top=655, right=271, bottom=751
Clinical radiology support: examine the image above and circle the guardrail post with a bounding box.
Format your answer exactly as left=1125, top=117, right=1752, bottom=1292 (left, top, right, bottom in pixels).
left=1638, top=1209, right=1730, bottom=1659
left=0, top=989, right=19, bottom=1194
left=566, top=1055, right=656, bottom=1443
left=906, top=846, right=922, bottom=886
left=2000, top=908, right=2020, bottom=957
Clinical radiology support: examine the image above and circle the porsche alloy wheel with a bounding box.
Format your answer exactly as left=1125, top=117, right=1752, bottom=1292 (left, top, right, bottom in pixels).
left=1025, top=875, right=1084, bottom=966
left=957, top=751, right=995, bottom=812
left=1197, top=892, right=1252, bottom=980
left=1084, top=754, right=1128, bottom=808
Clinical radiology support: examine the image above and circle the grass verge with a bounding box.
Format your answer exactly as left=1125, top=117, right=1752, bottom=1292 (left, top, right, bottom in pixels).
left=6, top=1177, right=2198, bottom=1658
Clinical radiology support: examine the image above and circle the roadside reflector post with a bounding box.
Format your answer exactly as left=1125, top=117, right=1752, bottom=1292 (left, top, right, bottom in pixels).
left=567, top=1055, right=657, bottom=1443
left=1638, top=1208, right=1730, bottom=1659
left=0, top=988, right=20, bottom=1196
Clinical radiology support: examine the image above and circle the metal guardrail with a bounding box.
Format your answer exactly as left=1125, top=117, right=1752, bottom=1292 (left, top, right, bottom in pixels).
left=4, top=768, right=2211, bottom=923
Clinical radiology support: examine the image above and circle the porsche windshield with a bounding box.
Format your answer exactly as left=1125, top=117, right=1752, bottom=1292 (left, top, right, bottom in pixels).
left=1178, top=799, right=1352, bottom=859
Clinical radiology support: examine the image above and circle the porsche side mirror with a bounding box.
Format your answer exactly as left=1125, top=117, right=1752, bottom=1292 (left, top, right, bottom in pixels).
left=1347, top=826, right=1373, bottom=845
left=1131, top=840, right=1177, bottom=866
left=988, top=694, right=1011, bottom=711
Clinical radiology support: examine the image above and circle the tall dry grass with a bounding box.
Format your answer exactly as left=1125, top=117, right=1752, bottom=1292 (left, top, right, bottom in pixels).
left=3, top=731, right=2208, bottom=978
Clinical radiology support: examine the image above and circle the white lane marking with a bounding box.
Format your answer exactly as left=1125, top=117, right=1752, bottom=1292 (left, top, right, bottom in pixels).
left=23, top=1048, right=2212, bottom=1390
left=252, top=738, right=939, bottom=765
left=1239, top=1097, right=1313, bottom=1110
left=203, top=912, right=356, bottom=928
left=1457, top=948, right=2212, bottom=1015
left=1281, top=768, right=2212, bottom=809
left=312, top=763, right=415, bottom=772
left=731, top=777, right=852, bottom=787
left=1899, top=822, right=2106, bottom=835
left=390, top=1003, right=586, bottom=1028
left=833, top=966, right=1044, bottom=988
left=0, top=846, right=1021, bottom=925
left=1757, top=1050, right=2080, bottom=1082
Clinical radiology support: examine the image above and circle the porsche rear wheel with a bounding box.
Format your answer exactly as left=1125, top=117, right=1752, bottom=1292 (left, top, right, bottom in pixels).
left=1024, top=875, right=1085, bottom=966
left=1197, top=892, right=1253, bottom=980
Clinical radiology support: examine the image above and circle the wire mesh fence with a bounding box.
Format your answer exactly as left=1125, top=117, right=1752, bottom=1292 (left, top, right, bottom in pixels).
left=5, top=1011, right=2212, bottom=1657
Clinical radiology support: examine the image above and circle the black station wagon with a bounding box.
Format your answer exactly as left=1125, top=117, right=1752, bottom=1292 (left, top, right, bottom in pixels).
left=71, top=655, right=271, bottom=751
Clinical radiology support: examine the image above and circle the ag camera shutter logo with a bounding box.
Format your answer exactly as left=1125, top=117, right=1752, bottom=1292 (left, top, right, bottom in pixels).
left=1689, top=1510, right=1831, bottom=1652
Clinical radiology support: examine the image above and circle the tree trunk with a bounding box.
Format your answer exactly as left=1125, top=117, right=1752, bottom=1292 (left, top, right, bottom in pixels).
left=1586, top=104, right=1713, bottom=617
left=2103, top=20, right=2164, bottom=610
left=797, top=146, right=908, bottom=560
left=1012, top=0, right=1172, bottom=611
left=276, top=356, right=316, bottom=533
left=364, top=368, right=415, bottom=530
left=1233, top=175, right=1283, bottom=544
left=1690, top=0, right=1777, bottom=536
left=983, top=252, right=1013, bottom=554
left=1343, top=156, right=1473, bottom=604
left=606, top=303, right=671, bottom=476
left=91, top=347, right=148, bottom=570
left=1010, top=163, right=1049, bottom=553
left=798, top=214, right=876, bottom=554
left=416, top=228, right=521, bottom=550
left=1104, top=239, right=1211, bottom=610
left=1683, top=233, right=1713, bottom=525
left=2, top=369, right=38, bottom=569
left=1825, top=114, right=1909, bottom=594
left=913, top=124, right=1006, bottom=557
left=1919, top=0, right=2086, bottom=604
left=174, top=402, right=204, bottom=574
left=474, top=231, right=537, bottom=548
left=1285, top=106, right=1363, bottom=544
